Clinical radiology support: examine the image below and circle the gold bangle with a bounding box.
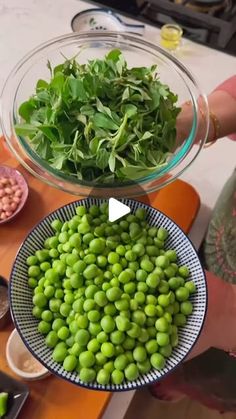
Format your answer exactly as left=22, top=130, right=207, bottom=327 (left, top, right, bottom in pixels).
left=204, top=111, right=221, bottom=148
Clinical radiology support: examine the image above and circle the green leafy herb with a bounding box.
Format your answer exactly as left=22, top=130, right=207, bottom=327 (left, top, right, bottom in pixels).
left=15, top=49, right=180, bottom=183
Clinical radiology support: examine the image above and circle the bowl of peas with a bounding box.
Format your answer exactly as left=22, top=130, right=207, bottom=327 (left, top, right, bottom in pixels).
left=9, top=199, right=207, bottom=391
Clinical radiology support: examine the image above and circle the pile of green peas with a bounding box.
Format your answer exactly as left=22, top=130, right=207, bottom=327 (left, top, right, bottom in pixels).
left=27, top=203, right=196, bottom=386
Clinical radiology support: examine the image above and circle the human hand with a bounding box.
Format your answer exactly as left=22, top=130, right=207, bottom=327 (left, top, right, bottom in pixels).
left=187, top=270, right=236, bottom=360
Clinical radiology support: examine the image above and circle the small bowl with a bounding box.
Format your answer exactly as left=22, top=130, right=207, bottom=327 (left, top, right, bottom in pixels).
left=0, top=165, right=28, bottom=224
left=0, top=276, right=11, bottom=329
left=6, top=329, right=49, bottom=381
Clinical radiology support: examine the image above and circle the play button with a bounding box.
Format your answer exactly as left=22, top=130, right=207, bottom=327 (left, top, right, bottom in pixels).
left=108, top=198, right=130, bottom=223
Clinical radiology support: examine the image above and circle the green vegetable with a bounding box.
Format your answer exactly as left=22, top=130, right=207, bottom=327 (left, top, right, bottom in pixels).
left=0, top=393, right=8, bottom=418
left=15, top=50, right=180, bottom=184
left=28, top=204, right=195, bottom=386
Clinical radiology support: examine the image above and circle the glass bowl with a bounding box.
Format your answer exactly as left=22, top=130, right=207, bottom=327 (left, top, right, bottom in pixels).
left=0, top=32, right=209, bottom=198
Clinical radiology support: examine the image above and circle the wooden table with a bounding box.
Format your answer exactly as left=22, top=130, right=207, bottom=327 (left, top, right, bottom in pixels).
left=0, top=137, right=200, bottom=419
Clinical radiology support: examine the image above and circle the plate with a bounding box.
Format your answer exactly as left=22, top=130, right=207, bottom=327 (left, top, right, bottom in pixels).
left=9, top=198, right=207, bottom=391
left=0, top=371, right=29, bottom=418
left=71, top=8, right=144, bottom=35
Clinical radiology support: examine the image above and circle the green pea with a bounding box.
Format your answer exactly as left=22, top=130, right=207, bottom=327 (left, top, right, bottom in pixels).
left=80, top=367, right=96, bottom=383
left=145, top=339, right=158, bottom=354
left=32, top=306, right=43, bottom=319
left=110, top=330, right=125, bottom=345
left=159, top=344, right=172, bottom=358
left=150, top=353, right=165, bottom=370
left=133, top=347, right=147, bottom=363
left=57, top=326, right=70, bottom=340
left=155, top=255, right=170, bottom=269
left=136, top=269, right=148, bottom=282
left=138, top=329, right=149, bottom=343
left=123, top=337, right=135, bottom=350
left=137, top=359, right=151, bottom=374
left=106, top=287, right=122, bottom=302
left=111, top=369, right=124, bottom=385
left=123, top=282, right=136, bottom=295
left=146, top=273, right=160, bottom=289
left=180, top=301, right=193, bottom=315
left=156, top=332, right=170, bottom=347
left=163, top=251, right=176, bottom=265
left=143, top=304, right=156, bottom=317
left=89, top=322, right=102, bottom=336
left=140, top=259, right=154, bottom=273
left=52, top=343, right=68, bottom=362
left=38, top=320, right=51, bottom=334
left=179, top=265, right=190, bottom=278
left=35, top=249, right=49, bottom=263
left=103, top=361, right=114, bottom=374
left=94, top=291, right=108, bottom=307
left=28, top=265, right=41, bottom=278
left=83, top=264, right=98, bottom=280
left=115, top=316, right=130, bottom=332
left=87, top=338, right=100, bottom=353
left=101, top=342, right=115, bottom=358
left=27, top=255, right=38, bottom=266
left=114, top=354, right=128, bottom=370
left=89, top=238, right=105, bottom=254
left=114, top=299, right=128, bottom=312
left=155, top=317, right=169, bottom=332
left=175, top=287, right=190, bottom=302
left=134, top=291, right=145, bottom=305
left=132, top=243, right=145, bottom=257
left=41, top=310, right=53, bottom=322
left=97, top=331, right=108, bottom=344
left=101, top=315, right=116, bottom=333
left=33, top=293, right=47, bottom=308
left=77, top=314, right=89, bottom=329
left=75, top=329, right=90, bottom=346
left=174, top=313, right=187, bottom=326
left=45, top=331, right=58, bottom=348
left=157, top=294, right=170, bottom=308
left=124, top=363, right=139, bottom=381
left=185, top=281, right=196, bottom=294
left=79, top=351, right=95, bottom=368
left=96, top=369, right=110, bottom=385
left=28, top=277, right=38, bottom=289
left=132, top=310, right=146, bottom=326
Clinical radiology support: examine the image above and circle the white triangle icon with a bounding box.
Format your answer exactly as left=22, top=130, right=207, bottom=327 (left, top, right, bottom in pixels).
left=108, top=198, right=131, bottom=223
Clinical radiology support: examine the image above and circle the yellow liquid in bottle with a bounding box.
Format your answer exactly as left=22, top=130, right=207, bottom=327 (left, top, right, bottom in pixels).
left=160, top=24, right=183, bottom=51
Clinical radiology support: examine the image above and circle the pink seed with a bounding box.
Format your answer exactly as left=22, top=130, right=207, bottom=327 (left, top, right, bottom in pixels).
left=5, top=187, right=12, bottom=195
left=13, top=196, right=21, bottom=204
left=0, top=190, right=5, bottom=198
left=12, top=185, right=18, bottom=191
left=10, top=202, right=17, bottom=212
left=6, top=211, right=12, bottom=217
left=3, top=204, right=11, bottom=212
left=15, top=189, right=22, bottom=197
left=2, top=196, right=9, bottom=204
left=0, top=212, right=7, bottom=220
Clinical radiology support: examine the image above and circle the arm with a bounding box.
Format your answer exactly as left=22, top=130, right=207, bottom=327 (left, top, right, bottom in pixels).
left=177, top=75, right=236, bottom=143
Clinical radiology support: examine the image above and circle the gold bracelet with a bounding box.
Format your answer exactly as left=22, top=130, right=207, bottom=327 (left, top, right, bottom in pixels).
left=204, top=111, right=221, bottom=148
